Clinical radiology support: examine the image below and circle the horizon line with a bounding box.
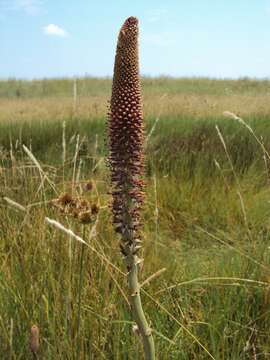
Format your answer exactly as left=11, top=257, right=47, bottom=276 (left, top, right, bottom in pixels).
left=1, top=75, right=270, bottom=82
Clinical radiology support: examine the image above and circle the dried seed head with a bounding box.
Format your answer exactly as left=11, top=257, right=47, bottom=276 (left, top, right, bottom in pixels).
left=91, top=203, right=99, bottom=215
left=52, top=192, right=96, bottom=225
left=58, top=193, right=73, bottom=206
left=78, top=211, right=92, bottom=224
left=78, top=199, right=90, bottom=210
left=72, top=209, right=79, bottom=218
left=108, top=17, right=144, bottom=253
left=84, top=180, right=93, bottom=192
left=30, top=324, right=39, bottom=355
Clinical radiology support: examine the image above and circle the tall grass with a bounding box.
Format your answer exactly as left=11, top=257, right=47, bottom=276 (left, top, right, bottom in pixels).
left=1, top=76, right=270, bottom=98
left=0, top=78, right=270, bottom=358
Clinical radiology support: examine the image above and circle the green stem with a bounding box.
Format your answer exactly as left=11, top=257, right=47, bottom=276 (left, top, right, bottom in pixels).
left=126, top=254, right=155, bottom=360
left=76, top=226, right=86, bottom=357
left=120, top=181, right=155, bottom=359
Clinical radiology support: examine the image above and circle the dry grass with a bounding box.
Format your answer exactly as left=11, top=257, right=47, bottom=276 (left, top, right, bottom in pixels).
left=1, top=93, right=270, bottom=123
left=1, top=77, right=270, bottom=359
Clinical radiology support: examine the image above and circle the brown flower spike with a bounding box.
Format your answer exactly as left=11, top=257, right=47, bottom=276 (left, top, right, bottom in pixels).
left=108, top=16, right=144, bottom=258
left=108, top=17, right=155, bottom=359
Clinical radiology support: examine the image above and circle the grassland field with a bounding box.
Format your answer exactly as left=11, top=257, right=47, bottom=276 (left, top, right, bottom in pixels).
left=1, top=77, right=270, bottom=359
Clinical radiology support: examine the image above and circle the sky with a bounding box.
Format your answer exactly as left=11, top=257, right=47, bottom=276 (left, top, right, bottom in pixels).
left=0, top=0, right=270, bottom=79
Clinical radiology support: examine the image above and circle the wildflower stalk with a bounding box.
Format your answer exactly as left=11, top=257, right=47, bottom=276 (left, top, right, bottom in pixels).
left=108, top=17, right=155, bottom=359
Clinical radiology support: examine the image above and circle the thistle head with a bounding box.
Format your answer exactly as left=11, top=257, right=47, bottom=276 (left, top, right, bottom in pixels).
left=51, top=192, right=99, bottom=224
left=108, top=17, right=144, bottom=256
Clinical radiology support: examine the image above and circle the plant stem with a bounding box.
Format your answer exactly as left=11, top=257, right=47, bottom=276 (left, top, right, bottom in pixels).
left=76, top=226, right=86, bottom=358
left=125, top=254, right=155, bottom=360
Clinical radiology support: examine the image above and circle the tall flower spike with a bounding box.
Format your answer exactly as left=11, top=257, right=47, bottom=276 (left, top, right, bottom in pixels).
left=108, top=16, right=144, bottom=254
left=108, top=17, right=155, bottom=360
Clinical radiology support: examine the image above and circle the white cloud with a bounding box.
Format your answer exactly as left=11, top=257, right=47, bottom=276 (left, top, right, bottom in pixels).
left=17, top=0, right=43, bottom=15
left=0, top=0, right=44, bottom=15
left=43, top=24, right=68, bottom=37
left=146, top=9, right=169, bottom=23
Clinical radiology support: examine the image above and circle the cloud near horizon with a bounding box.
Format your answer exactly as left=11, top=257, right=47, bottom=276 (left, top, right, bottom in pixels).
left=0, top=0, right=44, bottom=16
left=43, top=24, right=68, bottom=37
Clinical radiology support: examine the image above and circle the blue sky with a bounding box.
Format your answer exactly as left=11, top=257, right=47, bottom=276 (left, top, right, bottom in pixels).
left=0, top=0, right=270, bottom=79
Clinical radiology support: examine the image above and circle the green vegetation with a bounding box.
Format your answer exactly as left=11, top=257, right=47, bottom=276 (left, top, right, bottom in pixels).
left=1, top=78, right=270, bottom=359
left=1, top=76, right=270, bottom=98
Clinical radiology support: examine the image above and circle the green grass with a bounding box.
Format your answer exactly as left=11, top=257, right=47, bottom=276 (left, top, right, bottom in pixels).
left=1, top=76, right=270, bottom=98
left=1, top=78, right=270, bottom=359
